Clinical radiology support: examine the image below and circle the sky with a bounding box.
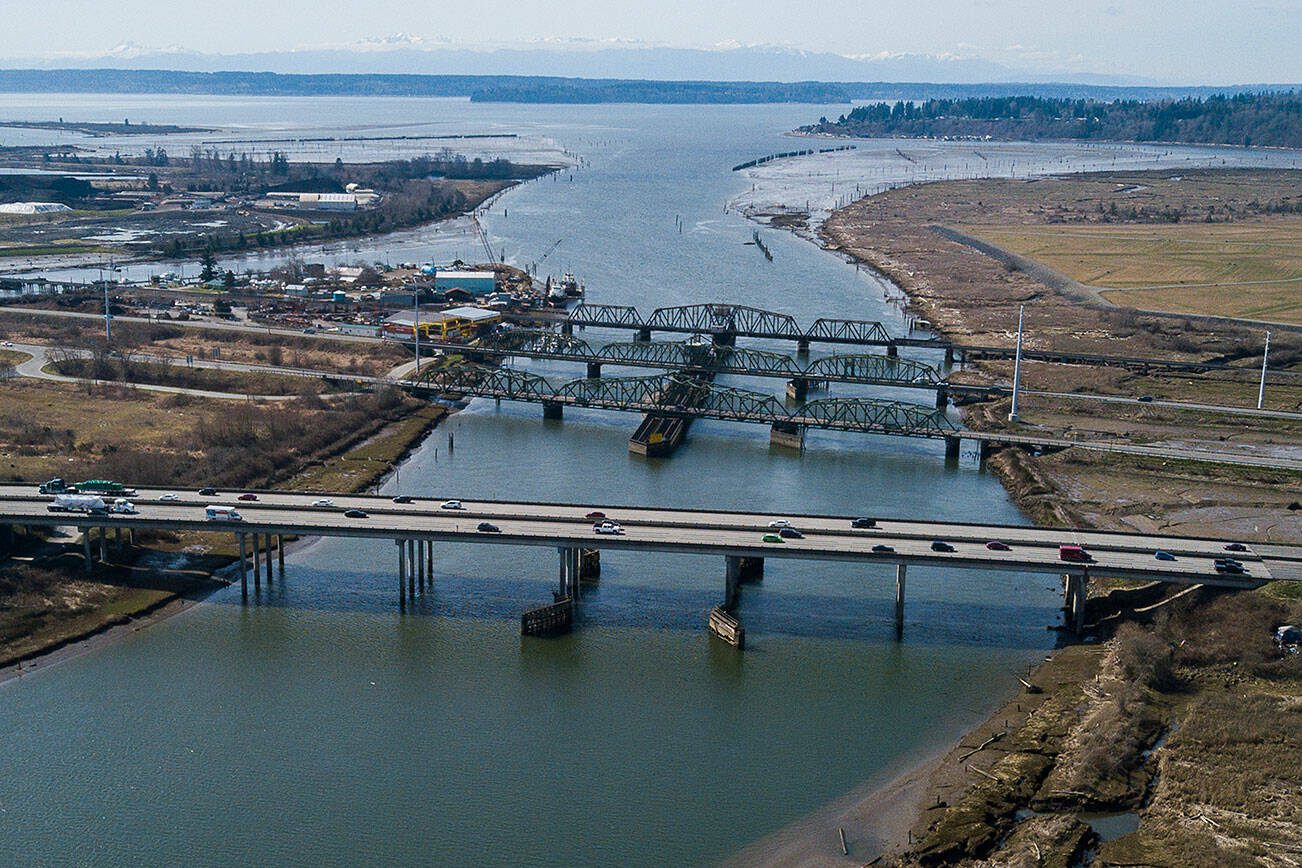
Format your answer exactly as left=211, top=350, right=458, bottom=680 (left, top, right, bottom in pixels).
left=3, top=0, right=1300, bottom=83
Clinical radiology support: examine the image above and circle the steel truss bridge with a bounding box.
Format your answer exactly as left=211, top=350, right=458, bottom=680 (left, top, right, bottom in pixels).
left=412, top=363, right=959, bottom=440
left=503, top=302, right=1283, bottom=375
left=439, top=328, right=949, bottom=395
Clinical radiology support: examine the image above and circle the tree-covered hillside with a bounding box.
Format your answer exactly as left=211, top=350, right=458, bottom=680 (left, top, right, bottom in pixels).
left=802, top=92, right=1301, bottom=148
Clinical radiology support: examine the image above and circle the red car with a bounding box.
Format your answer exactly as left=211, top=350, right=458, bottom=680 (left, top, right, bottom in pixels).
left=1059, top=544, right=1092, bottom=563
left=585, top=511, right=606, bottom=520
left=986, top=541, right=1011, bottom=551
left=238, top=494, right=258, bottom=502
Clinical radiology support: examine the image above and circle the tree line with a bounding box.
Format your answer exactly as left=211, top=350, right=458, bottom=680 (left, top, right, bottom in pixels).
left=804, top=92, right=1302, bottom=148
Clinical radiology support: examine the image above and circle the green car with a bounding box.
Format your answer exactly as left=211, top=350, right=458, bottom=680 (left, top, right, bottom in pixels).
left=762, top=533, right=785, bottom=544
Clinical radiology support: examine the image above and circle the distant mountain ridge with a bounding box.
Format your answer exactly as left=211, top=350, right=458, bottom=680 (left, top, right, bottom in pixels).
left=0, top=44, right=1130, bottom=85
left=0, top=69, right=1293, bottom=105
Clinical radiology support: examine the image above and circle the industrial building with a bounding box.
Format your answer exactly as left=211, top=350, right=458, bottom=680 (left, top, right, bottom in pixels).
left=383, top=306, right=501, bottom=341
left=433, top=269, right=497, bottom=297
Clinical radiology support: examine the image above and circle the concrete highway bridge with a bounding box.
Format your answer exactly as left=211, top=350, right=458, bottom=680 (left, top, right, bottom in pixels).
left=2, top=486, right=1296, bottom=645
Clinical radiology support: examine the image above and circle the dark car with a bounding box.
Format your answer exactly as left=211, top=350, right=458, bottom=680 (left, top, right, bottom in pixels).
left=344, top=509, right=369, bottom=519
left=238, top=493, right=258, bottom=502
left=477, top=522, right=501, bottom=533
left=1154, top=550, right=1177, bottom=561
left=1138, top=395, right=1155, bottom=403
left=779, top=527, right=804, bottom=539
left=1214, top=557, right=1245, bottom=574
left=198, top=487, right=217, bottom=496
left=871, top=544, right=895, bottom=553
left=585, top=511, right=606, bottom=520
left=985, top=541, right=1011, bottom=551
left=1223, top=542, right=1249, bottom=553
left=851, top=517, right=877, bottom=529
left=391, top=495, right=413, bottom=504
left=930, top=540, right=955, bottom=553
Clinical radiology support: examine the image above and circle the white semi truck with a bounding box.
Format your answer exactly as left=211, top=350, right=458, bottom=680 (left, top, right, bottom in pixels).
left=47, top=494, right=137, bottom=515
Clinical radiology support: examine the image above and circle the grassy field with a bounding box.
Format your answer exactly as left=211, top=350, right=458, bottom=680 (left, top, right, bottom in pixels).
left=970, top=218, right=1302, bottom=324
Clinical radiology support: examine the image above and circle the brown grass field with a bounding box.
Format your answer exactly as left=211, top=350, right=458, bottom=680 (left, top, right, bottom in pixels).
left=970, top=217, right=1302, bottom=324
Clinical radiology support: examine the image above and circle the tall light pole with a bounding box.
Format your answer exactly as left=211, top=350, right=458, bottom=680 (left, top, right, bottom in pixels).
left=1258, top=331, right=1271, bottom=410
left=412, top=285, right=420, bottom=378
left=103, top=257, right=113, bottom=341
left=1008, top=305, right=1025, bottom=422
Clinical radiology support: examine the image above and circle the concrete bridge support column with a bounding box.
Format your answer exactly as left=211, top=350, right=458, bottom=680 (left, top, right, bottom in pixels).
left=115, top=526, right=123, bottom=553
left=579, top=548, right=600, bottom=582
left=252, top=541, right=262, bottom=593
left=81, top=528, right=92, bottom=573
left=426, top=540, right=434, bottom=587
left=542, top=401, right=564, bottom=420
left=263, top=534, right=273, bottom=586
left=1063, top=573, right=1089, bottom=633
left=560, top=321, right=574, bottom=337
left=277, top=534, right=285, bottom=575
left=98, top=527, right=108, bottom=564
left=786, top=377, right=809, bottom=401
left=635, top=327, right=652, bottom=343
left=886, top=343, right=899, bottom=358
left=238, top=533, right=248, bottom=600
left=934, top=386, right=948, bottom=409
left=796, top=338, right=810, bottom=355
left=558, top=546, right=581, bottom=601
left=724, top=556, right=742, bottom=612
left=737, top=557, right=764, bottom=583
left=943, top=346, right=955, bottom=366
left=0, top=523, right=12, bottom=556
left=770, top=421, right=805, bottom=450
left=407, top=539, right=417, bottom=599
left=397, top=539, right=407, bottom=609
left=416, top=538, right=427, bottom=593
left=895, top=564, right=907, bottom=638
left=586, top=362, right=602, bottom=379
left=944, top=435, right=962, bottom=461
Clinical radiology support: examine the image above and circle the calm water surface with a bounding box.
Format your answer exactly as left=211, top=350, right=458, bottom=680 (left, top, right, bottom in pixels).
left=2, top=95, right=1274, bottom=864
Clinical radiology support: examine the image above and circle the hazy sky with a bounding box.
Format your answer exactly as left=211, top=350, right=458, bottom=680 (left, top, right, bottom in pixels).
left=4, top=0, right=1300, bottom=82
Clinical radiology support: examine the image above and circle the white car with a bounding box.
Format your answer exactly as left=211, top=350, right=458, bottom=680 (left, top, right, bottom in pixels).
left=593, top=521, right=624, bottom=535
left=1, top=341, right=13, bottom=348
left=440, top=500, right=464, bottom=510
left=311, top=498, right=334, bottom=508
left=159, top=493, right=180, bottom=502
left=768, top=519, right=793, bottom=528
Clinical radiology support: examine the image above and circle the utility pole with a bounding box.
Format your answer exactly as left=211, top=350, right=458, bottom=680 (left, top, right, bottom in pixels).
left=1258, top=331, right=1271, bottom=410
left=412, top=285, right=420, bottom=378
left=103, top=257, right=113, bottom=341
left=1008, top=305, right=1024, bottom=422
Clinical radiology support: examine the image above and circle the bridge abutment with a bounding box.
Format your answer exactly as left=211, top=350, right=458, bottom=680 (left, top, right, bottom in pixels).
left=542, top=401, right=564, bottom=420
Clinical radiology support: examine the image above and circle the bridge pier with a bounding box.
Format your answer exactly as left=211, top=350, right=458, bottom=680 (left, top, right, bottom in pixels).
left=711, top=331, right=736, bottom=347
left=252, top=541, right=262, bottom=593
left=944, top=435, right=962, bottom=461
left=770, top=421, right=805, bottom=450
left=943, top=346, right=955, bottom=366
left=561, top=321, right=573, bottom=336
left=895, top=564, right=906, bottom=638
left=796, top=338, right=810, bottom=355
left=1064, top=573, right=1089, bottom=633
left=407, top=539, right=417, bottom=599
left=586, top=362, right=602, bottom=379
left=934, top=385, right=948, bottom=409
left=886, top=343, right=899, bottom=358
left=263, top=534, right=273, bottom=586
left=558, top=546, right=582, bottom=600
left=98, top=526, right=107, bottom=564
left=277, top=534, right=285, bottom=575
left=786, top=377, right=809, bottom=402
left=426, top=539, right=434, bottom=585
left=542, top=401, right=564, bottom=420
left=635, top=327, right=652, bottom=343
left=397, top=539, right=407, bottom=608
left=238, top=533, right=248, bottom=600
left=579, top=548, right=600, bottom=582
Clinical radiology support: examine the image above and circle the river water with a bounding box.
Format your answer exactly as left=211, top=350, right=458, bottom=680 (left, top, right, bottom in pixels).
left=0, top=96, right=1291, bottom=864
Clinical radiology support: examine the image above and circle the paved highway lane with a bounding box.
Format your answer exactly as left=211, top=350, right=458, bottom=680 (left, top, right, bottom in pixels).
left=3, top=486, right=1291, bottom=587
